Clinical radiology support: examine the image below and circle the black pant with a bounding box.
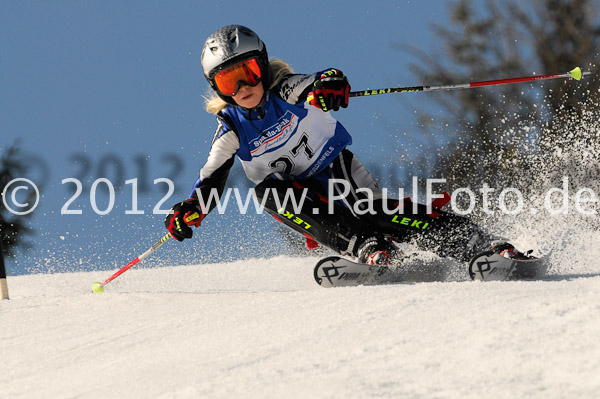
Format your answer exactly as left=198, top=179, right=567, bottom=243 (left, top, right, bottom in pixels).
left=254, top=177, right=496, bottom=263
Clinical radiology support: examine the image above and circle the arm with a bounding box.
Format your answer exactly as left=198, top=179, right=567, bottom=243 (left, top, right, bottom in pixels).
left=277, top=73, right=320, bottom=104
left=191, top=116, right=240, bottom=212
left=277, top=69, right=351, bottom=111
left=165, top=115, right=240, bottom=241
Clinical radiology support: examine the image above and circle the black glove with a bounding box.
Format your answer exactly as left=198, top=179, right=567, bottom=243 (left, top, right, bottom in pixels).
left=164, top=198, right=205, bottom=241
left=308, top=69, right=350, bottom=111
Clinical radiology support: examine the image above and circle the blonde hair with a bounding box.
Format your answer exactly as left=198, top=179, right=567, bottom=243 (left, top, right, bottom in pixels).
left=204, top=58, right=294, bottom=114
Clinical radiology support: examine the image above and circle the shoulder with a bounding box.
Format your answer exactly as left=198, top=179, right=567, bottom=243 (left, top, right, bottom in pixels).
left=213, top=110, right=240, bottom=143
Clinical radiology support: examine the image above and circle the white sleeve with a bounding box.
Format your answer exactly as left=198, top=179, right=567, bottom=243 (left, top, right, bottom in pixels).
left=191, top=118, right=240, bottom=208
left=199, top=127, right=240, bottom=181
left=277, top=73, right=318, bottom=104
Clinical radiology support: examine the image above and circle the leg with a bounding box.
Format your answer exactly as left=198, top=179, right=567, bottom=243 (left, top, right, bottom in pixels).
left=370, top=199, right=498, bottom=262
left=311, top=149, right=498, bottom=263
left=254, top=178, right=368, bottom=257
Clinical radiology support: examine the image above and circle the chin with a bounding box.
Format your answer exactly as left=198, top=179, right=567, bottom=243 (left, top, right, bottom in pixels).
left=240, top=99, right=260, bottom=108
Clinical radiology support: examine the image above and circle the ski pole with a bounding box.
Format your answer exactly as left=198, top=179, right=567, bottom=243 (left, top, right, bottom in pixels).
left=350, top=67, right=591, bottom=98
left=92, top=233, right=172, bottom=293
left=92, top=211, right=201, bottom=293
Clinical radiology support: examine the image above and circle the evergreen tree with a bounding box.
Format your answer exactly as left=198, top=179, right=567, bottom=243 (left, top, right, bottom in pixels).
left=409, top=0, right=600, bottom=192
left=0, top=142, right=34, bottom=256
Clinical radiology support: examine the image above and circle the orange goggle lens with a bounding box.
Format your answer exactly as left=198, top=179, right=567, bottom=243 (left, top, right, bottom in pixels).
left=213, top=58, right=262, bottom=96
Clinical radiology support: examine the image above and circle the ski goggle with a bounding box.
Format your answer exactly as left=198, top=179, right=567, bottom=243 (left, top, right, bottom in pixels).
left=213, top=58, right=262, bottom=96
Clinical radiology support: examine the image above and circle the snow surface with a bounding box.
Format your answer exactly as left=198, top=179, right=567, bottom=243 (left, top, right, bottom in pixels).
left=2, top=255, right=600, bottom=399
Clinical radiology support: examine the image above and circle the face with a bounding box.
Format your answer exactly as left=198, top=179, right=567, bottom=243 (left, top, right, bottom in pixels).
left=231, top=82, right=264, bottom=109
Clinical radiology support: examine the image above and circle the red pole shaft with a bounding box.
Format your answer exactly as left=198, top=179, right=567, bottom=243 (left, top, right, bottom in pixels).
left=468, top=72, right=570, bottom=88
left=100, top=233, right=171, bottom=287
left=101, top=257, right=142, bottom=286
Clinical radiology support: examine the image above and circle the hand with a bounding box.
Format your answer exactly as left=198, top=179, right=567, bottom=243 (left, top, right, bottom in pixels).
left=307, top=69, right=350, bottom=111
left=164, top=198, right=205, bottom=241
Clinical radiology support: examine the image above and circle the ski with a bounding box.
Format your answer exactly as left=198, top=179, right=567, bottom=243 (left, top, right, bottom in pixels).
left=468, top=251, right=549, bottom=281
left=314, top=256, right=397, bottom=287
left=314, top=252, right=550, bottom=287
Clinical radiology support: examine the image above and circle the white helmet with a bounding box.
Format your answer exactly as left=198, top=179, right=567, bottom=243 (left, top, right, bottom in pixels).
left=201, top=25, right=270, bottom=104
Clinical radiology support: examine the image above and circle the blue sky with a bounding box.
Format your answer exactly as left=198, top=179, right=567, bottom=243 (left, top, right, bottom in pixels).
left=1, top=1, right=453, bottom=274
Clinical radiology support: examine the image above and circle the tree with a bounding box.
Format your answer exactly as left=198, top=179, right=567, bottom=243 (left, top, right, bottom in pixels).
left=407, top=0, right=600, bottom=194
left=0, top=142, right=35, bottom=256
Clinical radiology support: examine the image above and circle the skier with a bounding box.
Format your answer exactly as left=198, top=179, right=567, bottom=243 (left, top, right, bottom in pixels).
left=164, top=25, right=531, bottom=268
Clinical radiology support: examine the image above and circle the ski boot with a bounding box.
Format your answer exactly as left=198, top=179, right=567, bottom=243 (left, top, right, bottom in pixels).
left=356, top=236, right=399, bottom=266
left=490, top=240, right=536, bottom=260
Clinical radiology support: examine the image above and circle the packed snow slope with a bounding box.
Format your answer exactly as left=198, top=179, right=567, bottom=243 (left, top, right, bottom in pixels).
left=4, top=100, right=600, bottom=399
left=2, top=255, right=599, bottom=399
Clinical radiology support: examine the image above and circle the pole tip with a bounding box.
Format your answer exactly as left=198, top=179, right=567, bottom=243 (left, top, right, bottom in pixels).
left=570, top=67, right=583, bottom=81
left=92, top=282, right=104, bottom=294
